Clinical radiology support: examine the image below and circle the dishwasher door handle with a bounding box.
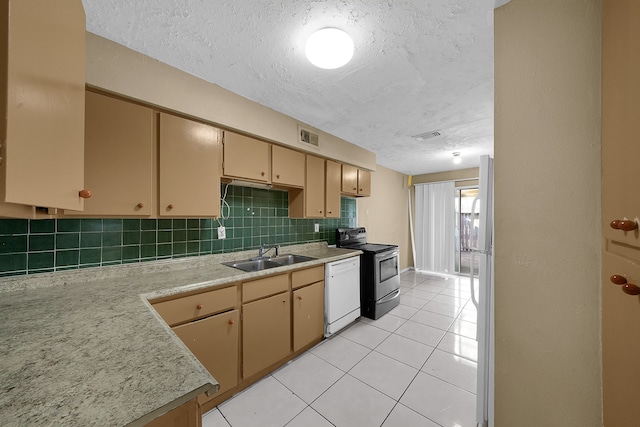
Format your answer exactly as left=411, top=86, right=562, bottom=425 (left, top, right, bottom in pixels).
left=379, top=288, right=401, bottom=304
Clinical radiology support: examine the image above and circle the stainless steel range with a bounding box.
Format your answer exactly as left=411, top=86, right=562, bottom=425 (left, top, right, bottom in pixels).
left=336, top=227, right=400, bottom=319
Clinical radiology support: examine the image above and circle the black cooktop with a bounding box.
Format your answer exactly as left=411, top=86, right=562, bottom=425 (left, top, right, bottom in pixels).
left=335, top=228, right=397, bottom=254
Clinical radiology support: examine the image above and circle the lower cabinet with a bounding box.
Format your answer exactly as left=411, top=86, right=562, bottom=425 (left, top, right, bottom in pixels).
left=293, top=281, right=325, bottom=352
left=172, top=309, right=239, bottom=403
left=242, top=291, right=291, bottom=379
left=151, top=263, right=330, bottom=415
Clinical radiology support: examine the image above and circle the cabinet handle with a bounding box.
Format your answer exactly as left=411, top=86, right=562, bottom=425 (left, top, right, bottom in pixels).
left=196, top=304, right=203, bottom=310
left=610, top=219, right=637, bottom=231
left=623, top=284, right=640, bottom=295
left=276, top=174, right=280, bottom=179
left=610, top=274, right=640, bottom=295
left=136, top=203, right=144, bottom=209
left=167, top=204, right=174, bottom=210
left=228, top=319, right=234, bottom=325
left=261, top=171, right=265, bottom=176
left=79, top=189, right=92, bottom=199
left=319, top=210, right=323, bottom=214
left=353, top=187, right=357, bottom=191
left=328, top=211, right=332, bottom=214
left=297, top=296, right=303, bottom=301
left=610, top=275, right=627, bottom=285
left=359, top=188, right=363, bottom=192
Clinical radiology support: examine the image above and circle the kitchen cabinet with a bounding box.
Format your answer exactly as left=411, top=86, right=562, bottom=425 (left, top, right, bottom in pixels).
left=153, top=285, right=239, bottom=405
left=222, top=131, right=271, bottom=183
left=272, top=145, right=305, bottom=188
left=325, top=160, right=341, bottom=218
left=242, top=274, right=291, bottom=379
left=66, top=91, right=154, bottom=216
left=0, top=0, right=86, bottom=216
left=341, top=164, right=371, bottom=197
left=357, top=169, right=372, bottom=196
left=144, top=398, right=200, bottom=427
left=304, top=155, right=326, bottom=218
left=292, top=265, right=325, bottom=352
left=159, top=113, right=221, bottom=217
left=173, top=310, right=240, bottom=404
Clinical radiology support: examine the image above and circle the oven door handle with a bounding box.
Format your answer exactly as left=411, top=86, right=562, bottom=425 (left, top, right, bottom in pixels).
left=379, top=288, right=401, bottom=304
left=375, top=250, right=399, bottom=260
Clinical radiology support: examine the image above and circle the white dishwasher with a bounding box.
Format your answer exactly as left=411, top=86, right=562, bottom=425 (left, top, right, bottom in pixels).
left=325, top=256, right=361, bottom=336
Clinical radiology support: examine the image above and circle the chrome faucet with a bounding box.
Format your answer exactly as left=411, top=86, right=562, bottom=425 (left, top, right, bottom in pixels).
left=258, top=244, right=280, bottom=258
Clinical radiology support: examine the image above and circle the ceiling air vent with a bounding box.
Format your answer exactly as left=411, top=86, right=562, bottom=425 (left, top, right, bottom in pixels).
left=412, top=130, right=442, bottom=141
left=298, top=125, right=319, bottom=149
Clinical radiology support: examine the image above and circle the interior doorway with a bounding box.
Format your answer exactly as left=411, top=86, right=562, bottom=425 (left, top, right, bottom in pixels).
left=455, top=187, right=480, bottom=275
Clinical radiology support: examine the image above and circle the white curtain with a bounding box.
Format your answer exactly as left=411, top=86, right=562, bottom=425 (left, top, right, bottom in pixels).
left=414, top=181, right=456, bottom=273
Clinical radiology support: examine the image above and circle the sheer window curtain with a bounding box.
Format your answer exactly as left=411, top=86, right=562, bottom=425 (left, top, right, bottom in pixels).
left=414, top=181, right=456, bottom=273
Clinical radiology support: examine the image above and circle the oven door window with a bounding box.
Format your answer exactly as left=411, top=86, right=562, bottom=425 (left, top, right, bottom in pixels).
left=379, top=255, right=398, bottom=283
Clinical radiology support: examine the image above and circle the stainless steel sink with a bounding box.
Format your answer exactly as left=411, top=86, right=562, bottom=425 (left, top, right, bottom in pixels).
left=222, top=254, right=316, bottom=272
left=268, top=254, right=316, bottom=266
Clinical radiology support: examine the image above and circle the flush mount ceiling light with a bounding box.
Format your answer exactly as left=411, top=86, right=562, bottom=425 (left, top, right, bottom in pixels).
left=453, top=152, right=462, bottom=164
left=305, top=28, right=354, bottom=69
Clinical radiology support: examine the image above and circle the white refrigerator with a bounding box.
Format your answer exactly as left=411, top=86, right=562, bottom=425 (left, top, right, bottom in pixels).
left=470, top=155, right=494, bottom=427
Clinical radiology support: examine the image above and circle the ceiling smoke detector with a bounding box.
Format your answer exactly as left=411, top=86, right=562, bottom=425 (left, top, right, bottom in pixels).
left=412, top=130, right=442, bottom=141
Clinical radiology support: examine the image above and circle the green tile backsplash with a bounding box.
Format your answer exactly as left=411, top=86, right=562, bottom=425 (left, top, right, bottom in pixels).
left=0, top=186, right=357, bottom=277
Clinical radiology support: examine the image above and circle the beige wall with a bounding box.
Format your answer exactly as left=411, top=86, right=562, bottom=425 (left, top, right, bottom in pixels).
left=494, top=1, right=602, bottom=426
left=356, top=165, right=412, bottom=270
left=84, top=33, right=376, bottom=171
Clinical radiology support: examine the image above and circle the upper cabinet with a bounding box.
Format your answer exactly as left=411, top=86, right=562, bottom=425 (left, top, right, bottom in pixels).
left=304, top=155, right=326, bottom=218
left=0, top=0, right=86, bottom=215
left=357, top=169, right=371, bottom=197
left=72, top=91, right=155, bottom=216
left=272, top=146, right=305, bottom=188
left=341, top=164, right=371, bottom=197
left=325, top=160, right=341, bottom=218
left=159, top=113, right=221, bottom=217
left=222, top=131, right=271, bottom=183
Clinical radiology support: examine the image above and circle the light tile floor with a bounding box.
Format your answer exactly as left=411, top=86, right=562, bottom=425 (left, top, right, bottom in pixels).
left=202, top=270, right=478, bottom=427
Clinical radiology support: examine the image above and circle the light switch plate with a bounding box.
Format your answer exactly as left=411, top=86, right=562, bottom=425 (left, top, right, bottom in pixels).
left=314, top=223, right=320, bottom=233
left=217, top=226, right=226, bottom=239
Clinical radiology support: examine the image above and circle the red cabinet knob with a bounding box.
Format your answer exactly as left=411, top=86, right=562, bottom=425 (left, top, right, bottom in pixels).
left=196, top=304, right=203, bottom=310
left=79, top=189, right=92, bottom=199
left=610, top=219, right=637, bottom=231
left=622, top=284, right=640, bottom=295
left=610, top=275, right=627, bottom=285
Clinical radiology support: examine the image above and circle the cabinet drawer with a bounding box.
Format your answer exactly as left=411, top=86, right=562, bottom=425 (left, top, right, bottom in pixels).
left=242, top=274, right=288, bottom=302
left=292, top=265, right=325, bottom=289
left=153, top=285, right=237, bottom=326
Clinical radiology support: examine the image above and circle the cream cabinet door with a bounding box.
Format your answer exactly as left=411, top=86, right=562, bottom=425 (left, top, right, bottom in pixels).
left=68, top=91, right=154, bottom=216
left=293, top=281, right=324, bottom=352
left=159, top=113, right=221, bottom=217
left=305, top=155, right=325, bottom=218
left=602, top=1, right=640, bottom=425
left=172, top=310, right=239, bottom=403
left=357, top=169, right=371, bottom=196
left=222, top=131, right=270, bottom=183
left=325, top=160, right=341, bottom=218
left=341, top=164, right=358, bottom=195
left=242, top=292, right=291, bottom=379
left=0, top=0, right=85, bottom=211
left=272, top=146, right=304, bottom=188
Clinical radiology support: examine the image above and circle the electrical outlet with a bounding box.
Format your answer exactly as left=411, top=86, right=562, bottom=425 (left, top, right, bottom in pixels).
left=314, top=223, right=320, bottom=233
left=217, top=226, right=226, bottom=239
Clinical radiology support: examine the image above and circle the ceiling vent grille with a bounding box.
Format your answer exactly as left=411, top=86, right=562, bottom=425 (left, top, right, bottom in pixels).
left=412, top=130, right=442, bottom=141
left=298, top=125, right=319, bottom=148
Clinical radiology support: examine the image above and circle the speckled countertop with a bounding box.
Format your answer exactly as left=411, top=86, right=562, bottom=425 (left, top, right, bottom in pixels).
left=0, top=242, right=360, bottom=427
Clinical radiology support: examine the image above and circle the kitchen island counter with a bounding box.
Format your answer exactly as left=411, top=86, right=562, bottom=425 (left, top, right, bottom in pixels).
left=0, top=242, right=360, bottom=426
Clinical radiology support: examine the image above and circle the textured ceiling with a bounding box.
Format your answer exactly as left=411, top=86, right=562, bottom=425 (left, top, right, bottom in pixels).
left=82, top=0, right=496, bottom=175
